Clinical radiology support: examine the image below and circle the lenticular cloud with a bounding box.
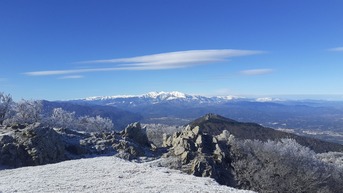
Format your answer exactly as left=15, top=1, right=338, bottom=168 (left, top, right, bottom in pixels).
left=80, top=49, right=264, bottom=69
left=25, top=49, right=264, bottom=76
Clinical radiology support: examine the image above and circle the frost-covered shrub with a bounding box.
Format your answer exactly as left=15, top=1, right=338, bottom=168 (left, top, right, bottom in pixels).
left=77, top=115, right=114, bottom=132
left=5, top=100, right=42, bottom=125
left=318, top=151, right=343, bottom=168
left=44, top=108, right=114, bottom=132
left=45, top=108, right=77, bottom=129
left=229, top=138, right=343, bottom=193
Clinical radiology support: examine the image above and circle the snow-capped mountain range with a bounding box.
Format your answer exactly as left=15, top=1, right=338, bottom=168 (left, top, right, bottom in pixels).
left=77, top=91, right=280, bottom=107
left=85, top=91, right=196, bottom=101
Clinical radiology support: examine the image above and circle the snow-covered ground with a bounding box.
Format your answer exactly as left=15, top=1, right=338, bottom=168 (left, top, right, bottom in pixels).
left=0, top=156, right=254, bottom=193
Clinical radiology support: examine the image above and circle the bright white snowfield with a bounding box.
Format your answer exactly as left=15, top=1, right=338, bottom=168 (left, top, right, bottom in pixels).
left=0, top=156, right=254, bottom=193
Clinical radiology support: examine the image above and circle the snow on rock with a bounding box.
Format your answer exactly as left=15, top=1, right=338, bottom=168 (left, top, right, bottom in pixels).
left=0, top=156, right=254, bottom=193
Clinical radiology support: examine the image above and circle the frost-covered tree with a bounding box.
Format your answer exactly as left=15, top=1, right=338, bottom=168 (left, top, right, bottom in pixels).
left=318, top=151, right=343, bottom=168
left=229, top=138, right=343, bottom=193
left=6, top=100, right=43, bottom=125
left=92, top=115, right=114, bottom=132
left=46, top=108, right=77, bottom=129
left=40, top=107, right=114, bottom=132
left=40, top=106, right=114, bottom=132
left=78, top=115, right=114, bottom=132
left=0, top=92, right=13, bottom=125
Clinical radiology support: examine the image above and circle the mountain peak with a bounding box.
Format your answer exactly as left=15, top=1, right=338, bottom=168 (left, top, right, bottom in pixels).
left=188, top=113, right=238, bottom=135
left=143, top=91, right=187, bottom=100
left=202, top=113, right=237, bottom=122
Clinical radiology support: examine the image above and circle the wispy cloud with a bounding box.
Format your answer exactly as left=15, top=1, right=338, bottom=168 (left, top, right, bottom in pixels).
left=240, top=68, right=274, bottom=76
left=58, top=75, right=84, bottom=79
left=328, top=47, right=343, bottom=52
left=25, top=49, right=265, bottom=76
left=79, top=49, right=264, bottom=65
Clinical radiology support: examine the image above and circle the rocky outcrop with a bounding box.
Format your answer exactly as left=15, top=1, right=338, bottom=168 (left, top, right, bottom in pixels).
left=0, top=123, right=65, bottom=167
left=162, top=125, right=236, bottom=186
left=0, top=122, right=157, bottom=168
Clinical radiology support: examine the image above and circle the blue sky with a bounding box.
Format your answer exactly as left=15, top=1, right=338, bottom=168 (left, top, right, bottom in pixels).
left=1, top=0, right=343, bottom=100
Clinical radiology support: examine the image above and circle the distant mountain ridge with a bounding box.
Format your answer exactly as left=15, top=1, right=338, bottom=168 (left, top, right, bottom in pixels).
left=83, top=91, right=225, bottom=103
left=74, top=91, right=280, bottom=106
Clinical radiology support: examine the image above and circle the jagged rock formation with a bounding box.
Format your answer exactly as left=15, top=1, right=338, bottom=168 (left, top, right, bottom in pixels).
left=162, top=124, right=236, bottom=186
left=0, top=122, right=156, bottom=168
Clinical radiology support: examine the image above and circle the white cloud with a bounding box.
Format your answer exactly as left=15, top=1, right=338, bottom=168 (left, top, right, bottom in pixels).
left=25, top=68, right=123, bottom=76
left=328, top=47, right=343, bottom=52
left=240, top=68, right=274, bottom=76
left=58, top=75, right=84, bottom=79
left=25, top=49, right=265, bottom=76
left=80, top=49, right=264, bottom=65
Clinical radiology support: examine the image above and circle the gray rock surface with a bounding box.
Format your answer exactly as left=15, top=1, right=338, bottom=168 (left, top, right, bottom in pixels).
left=0, top=123, right=65, bottom=167
left=121, top=122, right=150, bottom=146
left=161, top=125, right=236, bottom=186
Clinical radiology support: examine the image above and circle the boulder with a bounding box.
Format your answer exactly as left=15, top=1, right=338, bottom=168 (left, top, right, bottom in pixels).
left=113, top=140, right=147, bottom=160
left=121, top=122, right=150, bottom=147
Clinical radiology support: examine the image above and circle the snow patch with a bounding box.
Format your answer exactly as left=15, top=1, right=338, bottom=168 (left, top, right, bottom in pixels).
left=0, top=156, right=254, bottom=193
